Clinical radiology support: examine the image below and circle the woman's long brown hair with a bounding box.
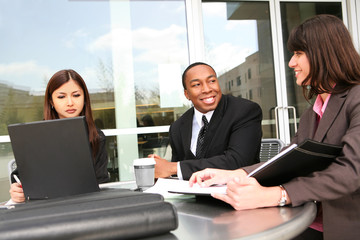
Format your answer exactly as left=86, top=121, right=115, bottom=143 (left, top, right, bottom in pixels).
left=287, top=14, right=360, bottom=100
left=44, top=69, right=99, bottom=161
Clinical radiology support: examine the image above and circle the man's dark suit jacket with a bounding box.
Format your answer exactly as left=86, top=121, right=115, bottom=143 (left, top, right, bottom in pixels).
left=170, top=94, right=262, bottom=180
left=244, top=85, right=360, bottom=240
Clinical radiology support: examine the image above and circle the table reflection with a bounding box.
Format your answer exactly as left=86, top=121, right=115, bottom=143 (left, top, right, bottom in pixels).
left=169, top=196, right=315, bottom=240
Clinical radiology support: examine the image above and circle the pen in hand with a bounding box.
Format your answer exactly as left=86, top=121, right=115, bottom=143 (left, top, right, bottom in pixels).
left=13, top=175, right=22, bottom=187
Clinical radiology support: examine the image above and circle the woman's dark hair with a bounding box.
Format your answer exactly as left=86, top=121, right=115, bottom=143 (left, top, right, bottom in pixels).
left=182, top=62, right=217, bottom=89
left=44, top=69, right=99, bottom=161
left=287, top=14, right=360, bottom=100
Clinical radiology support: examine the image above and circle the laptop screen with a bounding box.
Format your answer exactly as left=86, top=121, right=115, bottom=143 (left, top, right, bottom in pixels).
left=8, top=116, right=100, bottom=201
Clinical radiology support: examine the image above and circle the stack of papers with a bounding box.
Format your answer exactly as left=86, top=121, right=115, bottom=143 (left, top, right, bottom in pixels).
left=145, top=178, right=227, bottom=198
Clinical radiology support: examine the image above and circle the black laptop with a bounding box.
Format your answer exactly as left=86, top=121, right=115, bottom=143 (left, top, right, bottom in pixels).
left=7, top=116, right=100, bottom=201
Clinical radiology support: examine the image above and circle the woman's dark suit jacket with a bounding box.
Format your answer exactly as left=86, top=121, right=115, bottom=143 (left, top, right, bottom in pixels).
left=170, top=94, right=263, bottom=180
left=244, top=85, right=360, bottom=240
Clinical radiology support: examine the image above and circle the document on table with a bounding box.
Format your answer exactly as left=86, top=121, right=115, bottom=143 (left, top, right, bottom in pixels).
left=0, top=199, right=22, bottom=209
left=144, top=178, right=227, bottom=197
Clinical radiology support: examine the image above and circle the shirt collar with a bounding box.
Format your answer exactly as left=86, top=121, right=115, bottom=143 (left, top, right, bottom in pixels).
left=313, top=94, right=331, bottom=119
left=194, top=108, right=214, bottom=127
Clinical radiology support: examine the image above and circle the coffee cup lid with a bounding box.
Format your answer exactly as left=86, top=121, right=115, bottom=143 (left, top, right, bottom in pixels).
left=133, top=157, right=156, bottom=166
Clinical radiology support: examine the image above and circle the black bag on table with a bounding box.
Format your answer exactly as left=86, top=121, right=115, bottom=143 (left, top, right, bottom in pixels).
left=0, top=189, right=178, bottom=240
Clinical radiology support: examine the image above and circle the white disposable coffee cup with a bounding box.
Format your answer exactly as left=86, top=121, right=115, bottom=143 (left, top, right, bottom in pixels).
left=133, top=158, right=156, bottom=190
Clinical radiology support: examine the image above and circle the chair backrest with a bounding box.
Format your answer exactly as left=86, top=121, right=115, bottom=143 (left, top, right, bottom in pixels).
left=259, top=138, right=285, bottom=162
left=8, top=159, right=17, bottom=185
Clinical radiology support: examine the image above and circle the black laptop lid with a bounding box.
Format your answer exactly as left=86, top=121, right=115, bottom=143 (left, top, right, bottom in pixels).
left=8, top=116, right=100, bottom=201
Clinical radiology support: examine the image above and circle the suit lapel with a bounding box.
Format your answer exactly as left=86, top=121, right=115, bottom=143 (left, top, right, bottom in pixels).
left=180, top=108, right=195, bottom=158
left=200, top=95, right=226, bottom=158
left=307, top=110, right=318, bottom=139
left=313, top=90, right=348, bottom=142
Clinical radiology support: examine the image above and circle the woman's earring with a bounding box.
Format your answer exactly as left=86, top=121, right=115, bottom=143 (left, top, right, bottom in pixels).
left=51, top=105, right=54, bottom=110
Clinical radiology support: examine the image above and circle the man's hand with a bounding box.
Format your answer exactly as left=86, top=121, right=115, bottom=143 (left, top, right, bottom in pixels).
left=148, top=154, right=177, bottom=178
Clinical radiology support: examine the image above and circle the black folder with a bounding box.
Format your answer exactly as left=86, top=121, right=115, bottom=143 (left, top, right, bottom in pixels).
left=0, top=189, right=178, bottom=240
left=248, top=139, right=342, bottom=186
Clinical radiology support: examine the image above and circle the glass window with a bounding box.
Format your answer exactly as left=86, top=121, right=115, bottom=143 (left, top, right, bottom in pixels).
left=0, top=0, right=188, bottom=200
left=113, top=1, right=189, bottom=181
left=0, top=0, right=118, bottom=201
left=237, top=76, right=241, bottom=86
left=202, top=1, right=276, bottom=137
left=280, top=2, right=342, bottom=137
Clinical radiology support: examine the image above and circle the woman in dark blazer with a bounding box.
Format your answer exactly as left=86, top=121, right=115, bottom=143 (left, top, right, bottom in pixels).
left=189, top=14, right=360, bottom=240
left=10, top=69, right=109, bottom=202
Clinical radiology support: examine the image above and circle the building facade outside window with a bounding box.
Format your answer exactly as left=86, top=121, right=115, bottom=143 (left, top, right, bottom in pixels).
left=237, top=76, right=241, bottom=86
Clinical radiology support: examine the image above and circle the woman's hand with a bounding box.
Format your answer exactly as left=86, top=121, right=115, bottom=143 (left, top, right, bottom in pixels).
left=9, top=183, right=25, bottom=203
left=212, top=176, right=285, bottom=210
left=189, top=168, right=247, bottom=187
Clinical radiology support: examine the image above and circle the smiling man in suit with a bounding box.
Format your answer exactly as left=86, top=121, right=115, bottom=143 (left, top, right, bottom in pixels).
left=150, top=62, right=262, bottom=180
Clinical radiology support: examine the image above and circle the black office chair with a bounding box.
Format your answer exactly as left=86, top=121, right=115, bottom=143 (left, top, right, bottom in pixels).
left=259, top=138, right=285, bottom=162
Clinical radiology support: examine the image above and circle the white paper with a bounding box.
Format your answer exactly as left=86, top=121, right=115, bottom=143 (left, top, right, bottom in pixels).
left=0, top=199, right=22, bottom=209
left=145, top=178, right=227, bottom=197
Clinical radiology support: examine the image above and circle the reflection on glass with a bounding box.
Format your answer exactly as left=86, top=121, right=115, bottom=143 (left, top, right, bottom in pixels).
left=110, top=0, right=188, bottom=180
left=280, top=2, right=342, bottom=137
left=202, top=1, right=276, bottom=137
left=130, top=1, right=189, bottom=127
left=138, top=132, right=170, bottom=159
left=0, top=142, right=13, bottom=202
left=0, top=1, right=115, bottom=133
left=105, top=136, right=118, bottom=182
left=0, top=1, right=188, bottom=182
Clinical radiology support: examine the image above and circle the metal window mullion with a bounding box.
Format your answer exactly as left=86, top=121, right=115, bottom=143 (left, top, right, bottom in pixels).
left=185, top=0, right=206, bottom=62
left=271, top=0, right=292, bottom=144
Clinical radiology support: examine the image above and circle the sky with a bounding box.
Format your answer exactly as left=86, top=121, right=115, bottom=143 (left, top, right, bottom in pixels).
left=0, top=0, right=258, bottom=95
left=202, top=2, right=258, bottom=74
